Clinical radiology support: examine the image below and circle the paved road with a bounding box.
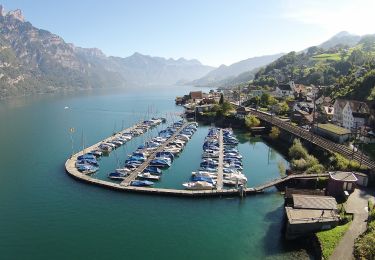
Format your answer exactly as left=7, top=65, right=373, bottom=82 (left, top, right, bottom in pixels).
left=330, top=188, right=375, bottom=260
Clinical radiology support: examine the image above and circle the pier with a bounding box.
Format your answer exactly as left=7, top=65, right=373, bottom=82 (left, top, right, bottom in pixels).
left=120, top=122, right=191, bottom=186
left=216, top=129, right=224, bottom=190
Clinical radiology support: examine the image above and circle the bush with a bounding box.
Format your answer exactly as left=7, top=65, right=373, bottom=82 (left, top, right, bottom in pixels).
left=354, top=232, right=375, bottom=260
left=245, top=115, right=260, bottom=128
left=289, top=139, right=308, bottom=159
left=306, top=164, right=325, bottom=174
left=291, top=158, right=307, bottom=170
left=269, top=126, right=280, bottom=139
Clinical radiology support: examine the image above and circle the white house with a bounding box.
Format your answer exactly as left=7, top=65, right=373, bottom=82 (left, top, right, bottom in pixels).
left=275, top=81, right=294, bottom=98
left=333, top=99, right=369, bottom=130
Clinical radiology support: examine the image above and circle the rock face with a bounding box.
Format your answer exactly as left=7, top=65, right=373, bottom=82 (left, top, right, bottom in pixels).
left=8, top=9, right=25, bottom=22
left=0, top=6, right=215, bottom=98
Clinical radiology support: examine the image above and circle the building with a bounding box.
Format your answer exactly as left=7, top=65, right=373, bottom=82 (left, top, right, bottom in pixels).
left=195, top=104, right=214, bottom=113
left=312, top=123, right=351, bottom=144
left=285, top=194, right=339, bottom=239
left=327, top=171, right=357, bottom=197
left=321, top=105, right=334, bottom=121
left=189, top=91, right=203, bottom=101
left=275, top=81, right=294, bottom=98
left=333, top=99, right=370, bottom=130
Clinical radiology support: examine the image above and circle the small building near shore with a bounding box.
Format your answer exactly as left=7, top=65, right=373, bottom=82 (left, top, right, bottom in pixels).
left=236, top=106, right=251, bottom=119
left=285, top=194, right=339, bottom=239
left=327, top=171, right=357, bottom=197
left=195, top=104, right=214, bottom=113
left=312, top=123, right=351, bottom=144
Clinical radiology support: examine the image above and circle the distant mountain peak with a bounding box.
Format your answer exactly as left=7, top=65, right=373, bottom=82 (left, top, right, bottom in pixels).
left=332, top=31, right=352, bottom=38
left=7, top=9, right=25, bottom=22
left=0, top=5, right=5, bottom=16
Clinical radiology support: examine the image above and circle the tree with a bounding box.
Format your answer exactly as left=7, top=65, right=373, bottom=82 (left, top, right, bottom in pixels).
left=245, top=115, right=260, bottom=128
left=219, top=93, right=224, bottom=104
left=221, top=101, right=233, bottom=116
left=278, top=161, right=286, bottom=176
left=269, top=126, right=280, bottom=139
left=289, top=139, right=308, bottom=159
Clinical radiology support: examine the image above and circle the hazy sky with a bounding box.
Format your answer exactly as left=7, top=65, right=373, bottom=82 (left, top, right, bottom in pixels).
left=2, top=0, right=375, bottom=67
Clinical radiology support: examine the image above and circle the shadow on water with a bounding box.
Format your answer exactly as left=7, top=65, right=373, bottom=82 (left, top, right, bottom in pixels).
left=262, top=204, right=315, bottom=260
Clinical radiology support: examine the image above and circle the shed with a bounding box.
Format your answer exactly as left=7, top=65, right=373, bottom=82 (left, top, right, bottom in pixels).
left=285, top=194, right=339, bottom=239
left=353, top=172, right=369, bottom=187
left=312, top=123, right=351, bottom=144
left=327, top=171, right=357, bottom=197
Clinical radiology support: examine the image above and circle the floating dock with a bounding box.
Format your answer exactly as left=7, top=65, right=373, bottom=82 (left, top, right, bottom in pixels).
left=120, top=121, right=192, bottom=186
left=216, top=129, right=224, bottom=190
left=65, top=123, right=329, bottom=198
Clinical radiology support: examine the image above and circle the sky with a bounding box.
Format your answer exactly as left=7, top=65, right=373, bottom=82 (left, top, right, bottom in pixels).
left=2, top=0, right=375, bottom=67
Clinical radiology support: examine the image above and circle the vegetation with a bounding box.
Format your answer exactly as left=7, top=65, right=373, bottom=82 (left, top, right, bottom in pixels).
left=317, top=222, right=351, bottom=259
left=269, top=126, right=280, bottom=139
left=354, top=201, right=375, bottom=259
left=288, top=139, right=325, bottom=173
left=329, top=153, right=368, bottom=171
left=244, top=115, right=260, bottom=128
left=361, top=143, right=375, bottom=161
left=253, top=37, right=375, bottom=101
left=277, top=160, right=286, bottom=176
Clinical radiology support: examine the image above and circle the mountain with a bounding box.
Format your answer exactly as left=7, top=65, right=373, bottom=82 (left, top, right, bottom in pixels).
left=318, top=31, right=361, bottom=50
left=253, top=32, right=375, bottom=101
left=189, top=53, right=284, bottom=87
left=0, top=5, right=214, bottom=98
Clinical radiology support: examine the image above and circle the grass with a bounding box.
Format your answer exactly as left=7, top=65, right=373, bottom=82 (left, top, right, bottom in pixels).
left=317, top=123, right=351, bottom=135
left=317, top=222, right=351, bottom=259
left=312, top=53, right=341, bottom=61
left=361, top=143, right=375, bottom=161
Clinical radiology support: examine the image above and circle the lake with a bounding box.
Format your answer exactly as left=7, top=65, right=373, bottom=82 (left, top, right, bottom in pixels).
left=0, top=86, right=312, bottom=259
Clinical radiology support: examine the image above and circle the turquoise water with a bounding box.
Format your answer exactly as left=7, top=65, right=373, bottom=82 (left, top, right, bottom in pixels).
left=0, top=87, right=311, bottom=259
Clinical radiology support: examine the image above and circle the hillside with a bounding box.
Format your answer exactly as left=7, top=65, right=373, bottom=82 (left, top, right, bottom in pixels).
left=0, top=6, right=214, bottom=98
left=189, top=53, right=283, bottom=87
left=253, top=34, right=375, bottom=101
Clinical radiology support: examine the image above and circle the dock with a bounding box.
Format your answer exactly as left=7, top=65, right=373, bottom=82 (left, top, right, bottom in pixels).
left=216, top=129, right=224, bottom=190
left=120, top=121, right=191, bottom=186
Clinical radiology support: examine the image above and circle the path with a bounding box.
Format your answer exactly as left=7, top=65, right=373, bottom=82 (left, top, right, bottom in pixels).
left=330, top=188, right=375, bottom=260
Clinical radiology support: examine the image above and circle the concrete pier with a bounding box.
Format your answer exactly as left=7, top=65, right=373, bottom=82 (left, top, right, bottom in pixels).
left=216, top=129, right=224, bottom=190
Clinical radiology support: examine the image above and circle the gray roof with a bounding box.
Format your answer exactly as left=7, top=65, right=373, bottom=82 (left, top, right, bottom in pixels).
left=292, top=195, right=338, bottom=210
left=329, top=171, right=358, bottom=182
left=285, top=207, right=339, bottom=224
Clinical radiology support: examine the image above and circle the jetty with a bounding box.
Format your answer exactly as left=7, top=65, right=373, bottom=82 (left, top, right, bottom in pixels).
left=216, top=129, right=224, bottom=190
left=120, top=122, right=191, bottom=186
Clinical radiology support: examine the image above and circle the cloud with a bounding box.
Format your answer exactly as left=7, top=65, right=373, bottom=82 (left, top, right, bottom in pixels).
left=281, top=0, right=375, bottom=35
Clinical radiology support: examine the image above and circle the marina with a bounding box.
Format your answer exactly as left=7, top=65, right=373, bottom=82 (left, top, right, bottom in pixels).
left=65, top=119, right=326, bottom=197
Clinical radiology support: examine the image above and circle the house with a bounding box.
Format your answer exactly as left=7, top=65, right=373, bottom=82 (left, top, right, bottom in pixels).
left=333, top=99, right=370, bottom=130
left=321, top=105, right=334, bottom=121
left=195, top=104, right=214, bottom=113
left=293, top=102, right=314, bottom=113
left=316, top=96, right=332, bottom=106
left=189, top=91, right=203, bottom=101
left=327, top=171, right=357, bottom=197
left=236, top=106, right=251, bottom=119
left=275, top=81, right=294, bottom=98
left=312, top=123, right=351, bottom=143
left=285, top=194, right=339, bottom=239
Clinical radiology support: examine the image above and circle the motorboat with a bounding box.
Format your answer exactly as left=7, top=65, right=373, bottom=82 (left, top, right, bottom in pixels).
left=76, top=164, right=99, bottom=174
left=191, top=176, right=216, bottom=184
left=183, top=181, right=214, bottom=190
left=130, top=180, right=154, bottom=187
left=108, top=172, right=128, bottom=180
left=144, top=166, right=162, bottom=175
left=149, top=159, right=171, bottom=168
left=137, top=172, right=160, bottom=181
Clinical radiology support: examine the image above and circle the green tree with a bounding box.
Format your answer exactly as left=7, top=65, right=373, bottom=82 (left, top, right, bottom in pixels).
left=245, top=115, right=260, bottom=128
left=278, top=161, right=286, bottom=176
left=219, top=93, right=224, bottom=104
left=289, top=139, right=308, bottom=159
left=269, top=126, right=280, bottom=139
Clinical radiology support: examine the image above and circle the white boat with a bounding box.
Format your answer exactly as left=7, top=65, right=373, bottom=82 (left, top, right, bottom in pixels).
left=191, top=171, right=217, bottom=178
left=182, top=181, right=214, bottom=190
left=137, top=172, right=160, bottom=181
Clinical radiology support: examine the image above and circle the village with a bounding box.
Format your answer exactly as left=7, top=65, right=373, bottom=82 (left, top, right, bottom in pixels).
left=176, top=82, right=375, bottom=259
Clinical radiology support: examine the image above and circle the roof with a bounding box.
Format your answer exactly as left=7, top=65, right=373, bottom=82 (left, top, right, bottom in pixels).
left=323, top=106, right=334, bottom=115
left=292, top=195, right=338, bottom=210
left=277, top=83, right=292, bottom=91
left=329, top=171, right=358, bottom=182
left=190, top=91, right=203, bottom=99
left=316, top=123, right=351, bottom=135
left=285, top=207, right=339, bottom=224
left=285, top=188, right=325, bottom=199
